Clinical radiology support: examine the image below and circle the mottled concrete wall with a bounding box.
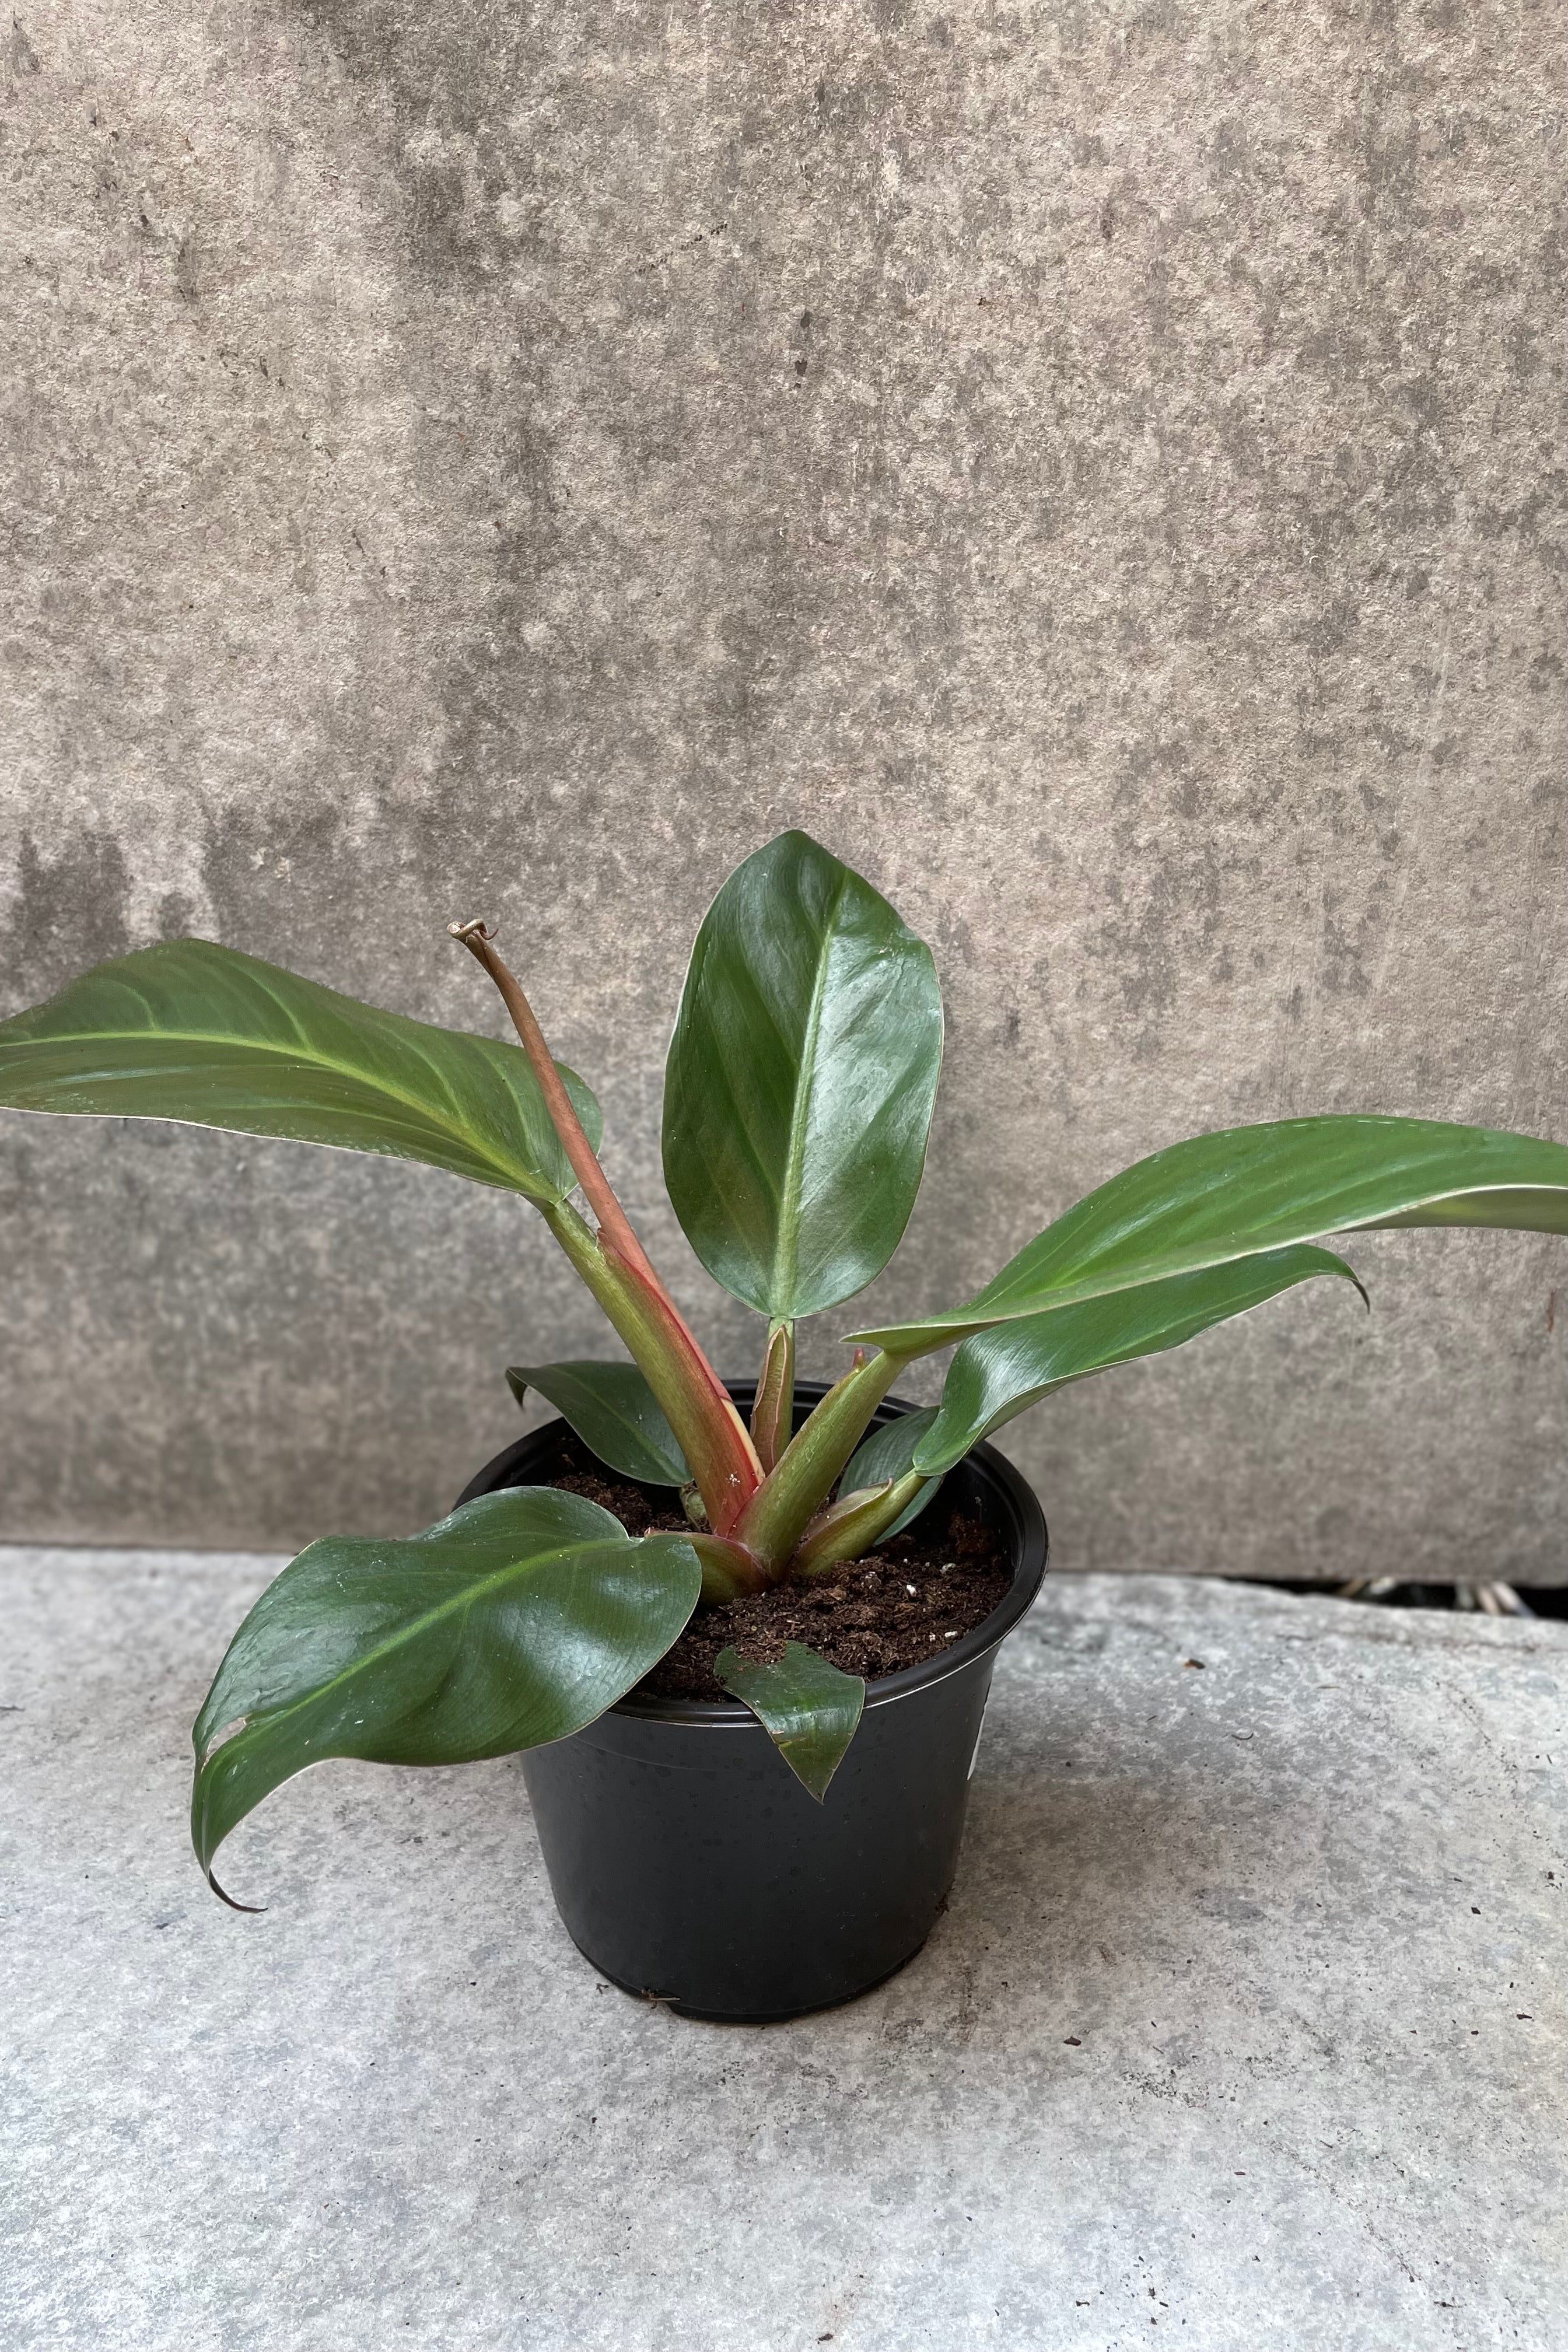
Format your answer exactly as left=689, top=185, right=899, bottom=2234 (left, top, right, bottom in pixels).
left=2, top=0, right=1565, bottom=1577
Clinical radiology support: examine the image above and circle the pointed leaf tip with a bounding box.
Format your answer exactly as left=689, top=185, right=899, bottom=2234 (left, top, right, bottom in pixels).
left=715, top=1639, right=866, bottom=1801
left=207, top=1870, right=267, bottom=1916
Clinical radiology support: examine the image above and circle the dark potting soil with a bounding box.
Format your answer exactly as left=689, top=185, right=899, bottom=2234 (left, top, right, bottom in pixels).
left=543, top=1452, right=1013, bottom=1700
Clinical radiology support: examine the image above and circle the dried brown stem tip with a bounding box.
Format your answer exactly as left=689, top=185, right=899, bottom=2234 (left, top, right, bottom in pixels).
left=446, top=914, right=661, bottom=1286
left=446, top=909, right=764, bottom=1524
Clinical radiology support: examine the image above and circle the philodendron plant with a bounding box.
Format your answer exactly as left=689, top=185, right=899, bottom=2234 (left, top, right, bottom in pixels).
left=5, top=831, right=1568, bottom=1901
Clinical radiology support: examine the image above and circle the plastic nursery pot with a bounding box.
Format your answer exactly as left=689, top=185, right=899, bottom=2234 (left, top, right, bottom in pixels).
left=455, top=1382, right=1048, bottom=2024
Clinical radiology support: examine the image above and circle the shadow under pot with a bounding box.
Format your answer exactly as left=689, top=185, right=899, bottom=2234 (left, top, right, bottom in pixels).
left=456, top=1381, right=1048, bottom=2024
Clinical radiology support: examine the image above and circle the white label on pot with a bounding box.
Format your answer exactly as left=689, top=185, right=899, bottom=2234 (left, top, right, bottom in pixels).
left=967, top=1698, right=991, bottom=1780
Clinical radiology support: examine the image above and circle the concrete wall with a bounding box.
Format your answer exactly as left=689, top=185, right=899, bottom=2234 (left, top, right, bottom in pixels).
left=3, top=0, right=1565, bottom=1580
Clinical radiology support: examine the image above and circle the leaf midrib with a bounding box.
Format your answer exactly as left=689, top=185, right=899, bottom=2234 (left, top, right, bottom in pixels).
left=770, top=872, right=849, bottom=1311
left=15, top=1016, right=531, bottom=1180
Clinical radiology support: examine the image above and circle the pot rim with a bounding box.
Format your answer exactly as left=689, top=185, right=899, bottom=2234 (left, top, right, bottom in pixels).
left=459, top=1380, right=1049, bottom=1727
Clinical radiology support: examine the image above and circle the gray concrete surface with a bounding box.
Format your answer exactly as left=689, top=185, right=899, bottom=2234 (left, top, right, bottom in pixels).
left=4, top=1546, right=1564, bottom=2348
left=3, top=3, right=1567, bottom=1581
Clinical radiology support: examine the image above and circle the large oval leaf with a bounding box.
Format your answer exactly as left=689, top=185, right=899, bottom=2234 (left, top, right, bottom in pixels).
left=915, top=1245, right=1366, bottom=1475
left=191, top=1488, right=701, bottom=1903
left=506, top=1360, right=690, bottom=1485
left=714, top=1639, right=865, bottom=1801
left=849, top=1116, right=1568, bottom=1354
left=0, top=940, right=600, bottom=1202
left=662, top=832, right=943, bottom=1317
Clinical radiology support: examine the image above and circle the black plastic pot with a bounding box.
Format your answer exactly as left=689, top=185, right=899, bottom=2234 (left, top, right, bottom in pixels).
left=456, top=1382, right=1048, bottom=2022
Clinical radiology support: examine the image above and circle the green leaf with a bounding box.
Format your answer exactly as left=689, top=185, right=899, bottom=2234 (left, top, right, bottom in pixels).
left=849, top=1116, right=1568, bottom=1353
left=840, top=1408, right=943, bottom=1538
left=915, top=1245, right=1366, bottom=1475
left=506, top=1360, right=690, bottom=1486
left=713, top=1639, right=866, bottom=1801
left=191, top=1488, right=701, bottom=1902
left=0, top=940, right=600, bottom=1203
left=662, top=831, right=943, bottom=1317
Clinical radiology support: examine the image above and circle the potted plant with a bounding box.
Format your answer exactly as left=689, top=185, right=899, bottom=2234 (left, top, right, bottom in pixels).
left=4, top=830, right=1566, bottom=2020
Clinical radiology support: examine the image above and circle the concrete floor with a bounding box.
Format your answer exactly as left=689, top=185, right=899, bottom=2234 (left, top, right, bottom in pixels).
left=4, top=1550, right=1564, bottom=2350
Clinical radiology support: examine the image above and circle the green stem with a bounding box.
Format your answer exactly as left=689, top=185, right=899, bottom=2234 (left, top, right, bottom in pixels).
left=750, top=1320, right=794, bottom=1474
left=792, top=1470, right=928, bottom=1579
left=542, top=1202, right=761, bottom=1537
left=734, top=1349, right=905, bottom=1571
left=687, top=1534, right=773, bottom=1602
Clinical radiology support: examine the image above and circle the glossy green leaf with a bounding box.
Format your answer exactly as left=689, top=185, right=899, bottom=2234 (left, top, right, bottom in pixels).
left=840, top=1408, right=943, bottom=1538
left=191, top=1489, right=701, bottom=1903
left=0, top=940, right=600, bottom=1202
left=663, top=831, right=943, bottom=1317
left=506, top=1361, right=691, bottom=1485
left=849, top=1116, right=1568, bottom=1353
left=915, top=1245, right=1366, bottom=1475
left=713, top=1639, right=866, bottom=1801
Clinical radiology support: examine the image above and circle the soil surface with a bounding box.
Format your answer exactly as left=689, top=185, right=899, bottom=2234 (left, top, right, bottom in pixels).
left=539, top=1442, right=1014, bottom=1700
